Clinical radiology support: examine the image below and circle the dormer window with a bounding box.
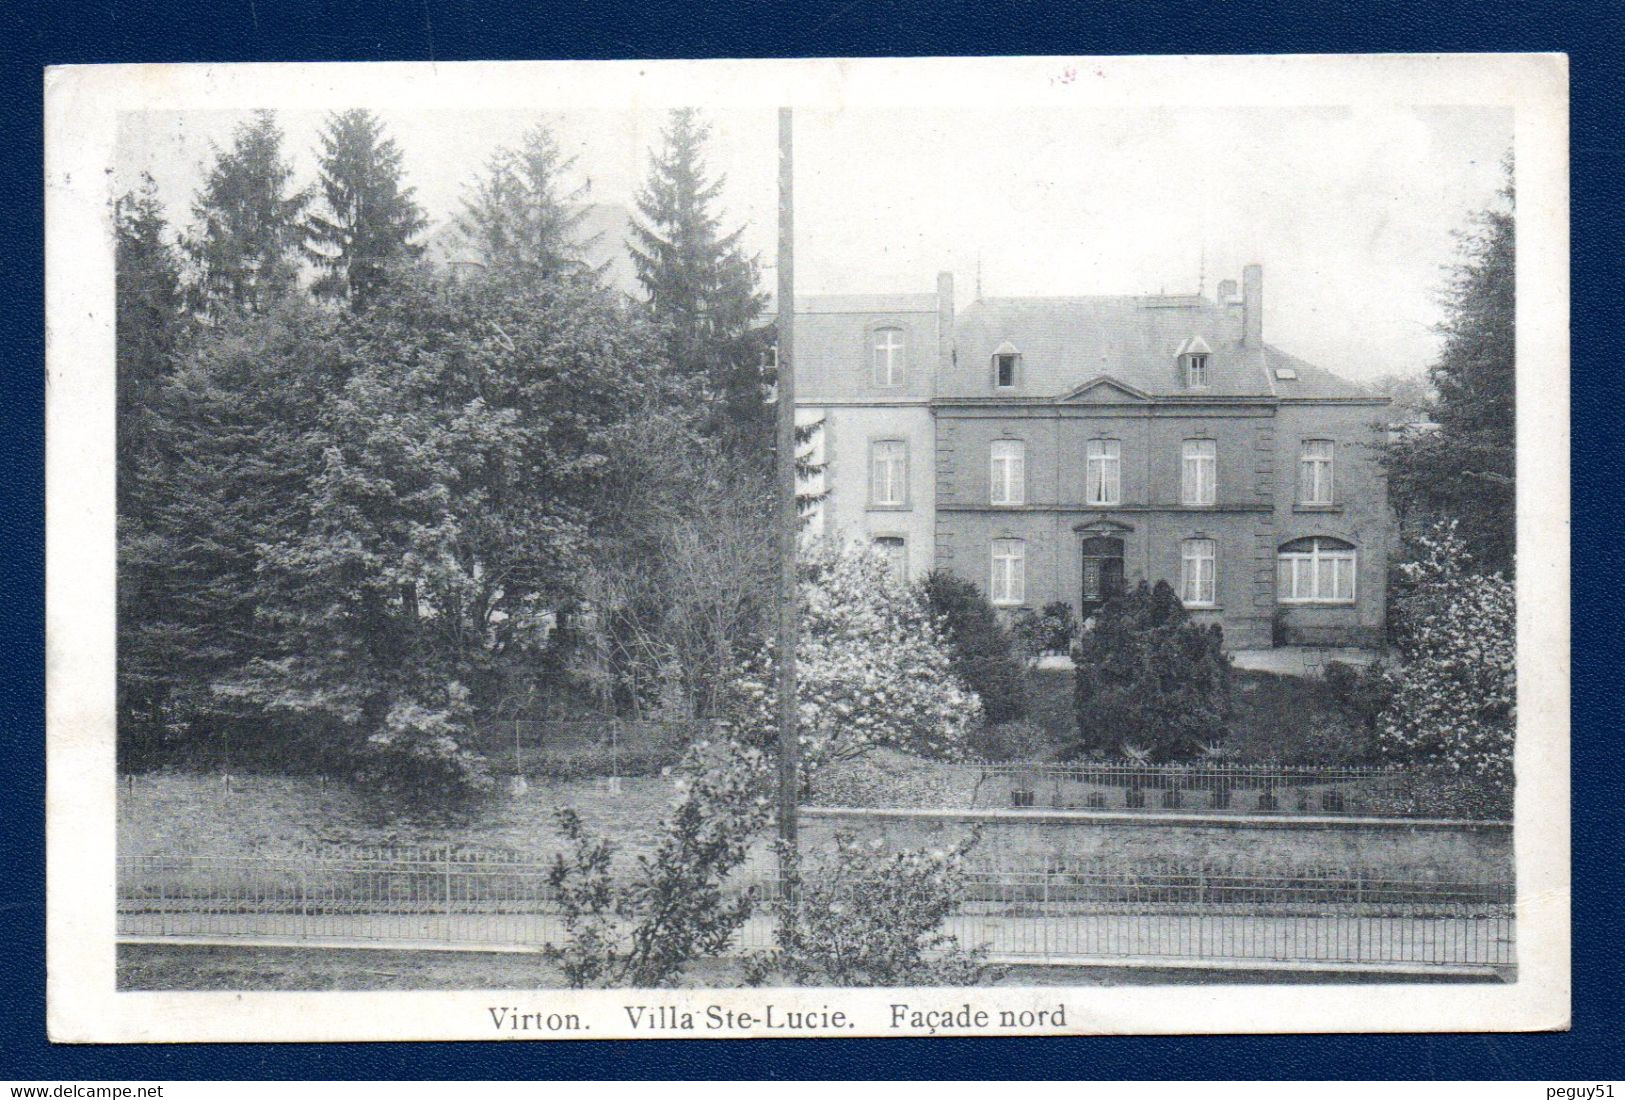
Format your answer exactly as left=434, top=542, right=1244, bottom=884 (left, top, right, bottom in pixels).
left=1176, top=336, right=1213, bottom=389
left=991, top=341, right=1021, bottom=389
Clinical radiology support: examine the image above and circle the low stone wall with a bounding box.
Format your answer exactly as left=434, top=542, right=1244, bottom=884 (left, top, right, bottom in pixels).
left=800, top=807, right=1512, bottom=882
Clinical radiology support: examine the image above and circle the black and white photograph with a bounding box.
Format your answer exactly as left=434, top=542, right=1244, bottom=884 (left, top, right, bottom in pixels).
left=44, top=55, right=1569, bottom=1040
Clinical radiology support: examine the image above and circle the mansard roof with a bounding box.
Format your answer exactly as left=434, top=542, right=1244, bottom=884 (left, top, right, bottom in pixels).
left=939, top=295, right=1369, bottom=400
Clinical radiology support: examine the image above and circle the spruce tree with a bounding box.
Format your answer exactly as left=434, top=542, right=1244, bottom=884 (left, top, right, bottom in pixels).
left=459, top=123, right=599, bottom=278
left=1386, top=154, right=1515, bottom=575
left=116, top=174, right=191, bottom=751
left=304, top=109, right=428, bottom=310
left=630, top=108, right=770, bottom=461
left=185, top=110, right=310, bottom=317
left=115, top=174, right=187, bottom=490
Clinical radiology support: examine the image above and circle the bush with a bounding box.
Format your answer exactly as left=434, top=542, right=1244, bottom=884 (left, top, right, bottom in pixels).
left=745, top=832, right=1003, bottom=987
left=1323, top=660, right=1392, bottom=735
left=968, top=719, right=1054, bottom=763
left=729, top=542, right=983, bottom=781
left=543, top=737, right=775, bottom=987
left=356, top=684, right=494, bottom=800
left=1375, top=521, right=1515, bottom=800
left=807, top=751, right=967, bottom=809
left=921, top=570, right=1028, bottom=722
left=1068, top=580, right=1232, bottom=762
left=1012, top=601, right=1079, bottom=657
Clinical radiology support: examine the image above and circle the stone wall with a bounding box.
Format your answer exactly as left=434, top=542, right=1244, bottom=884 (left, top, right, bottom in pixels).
left=801, top=807, right=1512, bottom=882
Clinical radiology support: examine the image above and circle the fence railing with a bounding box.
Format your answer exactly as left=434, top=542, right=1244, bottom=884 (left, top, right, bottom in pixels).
left=948, top=761, right=1425, bottom=816
left=118, top=845, right=1515, bottom=970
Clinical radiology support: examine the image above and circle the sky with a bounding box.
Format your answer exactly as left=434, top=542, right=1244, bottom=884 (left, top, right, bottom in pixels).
left=117, top=104, right=1511, bottom=384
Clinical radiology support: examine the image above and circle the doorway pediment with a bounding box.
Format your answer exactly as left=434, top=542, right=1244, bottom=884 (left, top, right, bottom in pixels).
left=1073, top=518, right=1135, bottom=535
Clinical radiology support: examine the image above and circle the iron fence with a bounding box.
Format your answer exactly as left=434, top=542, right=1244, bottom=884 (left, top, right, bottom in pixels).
left=118, top=845, right=1514, bottom=970
left=956, top=761, right=1423, bottom=816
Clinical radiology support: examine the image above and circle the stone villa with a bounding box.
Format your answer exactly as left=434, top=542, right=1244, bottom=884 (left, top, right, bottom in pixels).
left=794, top=266, right=1391, bottom=649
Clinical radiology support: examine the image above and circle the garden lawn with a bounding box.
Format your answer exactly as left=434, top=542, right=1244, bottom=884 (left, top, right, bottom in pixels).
left=1024, top=666, right=1369, bottom=764
left=118, top=769, right=779, bottom=878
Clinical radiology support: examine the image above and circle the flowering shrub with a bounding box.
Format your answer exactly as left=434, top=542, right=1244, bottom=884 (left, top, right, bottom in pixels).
left=543, top=736, right=775, bottom=987
left=729, top=541, right=983, bottom=782
left=1375, top=522, right=1515, bottom=807
left=744, top=831, right=1003, bottom=987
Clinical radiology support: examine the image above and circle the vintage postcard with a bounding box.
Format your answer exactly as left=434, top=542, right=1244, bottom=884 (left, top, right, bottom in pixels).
left=45, top=54, right=1569, bottom=1041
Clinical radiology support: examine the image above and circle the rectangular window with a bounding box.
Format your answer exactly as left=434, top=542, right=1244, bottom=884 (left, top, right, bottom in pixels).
left=1181, top=439, right=1216, bottom=505
left=871, top=440, right=907, bottom=506
left=873, top=536, right=907, bottom=580
left=990, top=539, right=1025, bottom=606
left=1298, top=440, right=1335, bottom=504
left=1086, top=439, right=1121, bottom=505
left=1181, top=538, right=1217, bottom=607
left=995, top=353, right=1018, bottom=388
left=990, top=439, right=1025, bottom=505
left=1276, top=538, right=1357, bottom=603
left=872, top=327, right=906, bottom=387
left=1187, top=354, right=1209, bottom=388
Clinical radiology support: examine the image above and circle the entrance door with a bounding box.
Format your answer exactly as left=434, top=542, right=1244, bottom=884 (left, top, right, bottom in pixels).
left=1080, top=536, right=1125, bottom=618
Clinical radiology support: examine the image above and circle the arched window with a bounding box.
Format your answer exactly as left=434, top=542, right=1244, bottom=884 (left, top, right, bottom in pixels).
left=1277, top=537, right=1357, bottom=604
left=1181, top=538, right=1217, bottom=607
left=872, top=326, right=906, bottom=386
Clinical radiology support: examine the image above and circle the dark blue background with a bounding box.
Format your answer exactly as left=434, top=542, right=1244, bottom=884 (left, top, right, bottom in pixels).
left=3, top=0, right=1617, bottom=1080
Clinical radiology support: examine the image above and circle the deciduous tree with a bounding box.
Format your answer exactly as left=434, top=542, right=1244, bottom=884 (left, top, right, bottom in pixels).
left=217, top=272, right=674, bottom=791
left=1376, top=521, right=1515, bottom=813
left=729, top=541, right=982, bottom=782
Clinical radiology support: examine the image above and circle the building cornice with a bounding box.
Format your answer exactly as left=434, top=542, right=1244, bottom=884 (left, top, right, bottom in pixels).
left=1276, top=397, right=1390, bottom=406
left=939, top=502, right=1275, bottom=515
left=794, top=398, right=935, bottom=408
left=931, top=401, right=1276, bottom=419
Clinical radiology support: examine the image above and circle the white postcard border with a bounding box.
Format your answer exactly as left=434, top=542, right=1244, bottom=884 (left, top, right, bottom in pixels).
left=45, top=53, right=1569, bottom=1042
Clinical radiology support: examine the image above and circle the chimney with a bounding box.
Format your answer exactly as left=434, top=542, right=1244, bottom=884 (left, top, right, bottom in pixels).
left=1242, top=264, right=1263, bottom=347
left=937, top=271, right=956, bottom=372
left=1216, top=278, right=1237, bottom=304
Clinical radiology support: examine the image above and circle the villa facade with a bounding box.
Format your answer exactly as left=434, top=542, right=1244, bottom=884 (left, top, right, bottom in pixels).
left=795, top=265, right=1391, bottom=649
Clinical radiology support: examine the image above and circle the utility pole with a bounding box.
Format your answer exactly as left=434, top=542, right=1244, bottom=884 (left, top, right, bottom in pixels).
left=774, top=107, right=800, bottom=864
